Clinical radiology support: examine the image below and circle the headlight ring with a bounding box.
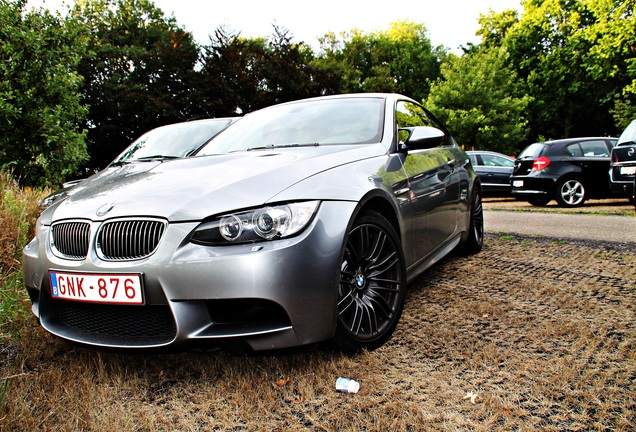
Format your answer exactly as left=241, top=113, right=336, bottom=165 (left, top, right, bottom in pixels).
left=191, top=201, right=319, bottom=245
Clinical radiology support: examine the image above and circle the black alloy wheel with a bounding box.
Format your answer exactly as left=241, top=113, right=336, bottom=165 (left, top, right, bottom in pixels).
left=556, top=178, right=586, bottom=207
left=457, top=188, right=484, bottom=255
left=334, top=210, right=406, bottom=353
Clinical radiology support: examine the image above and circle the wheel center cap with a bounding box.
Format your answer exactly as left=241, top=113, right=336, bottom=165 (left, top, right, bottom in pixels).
left=355, top=273, right=366, bottom=290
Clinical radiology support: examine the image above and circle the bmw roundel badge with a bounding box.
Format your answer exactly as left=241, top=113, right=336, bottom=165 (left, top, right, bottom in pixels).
left=96, top=203, right=116, bottom=217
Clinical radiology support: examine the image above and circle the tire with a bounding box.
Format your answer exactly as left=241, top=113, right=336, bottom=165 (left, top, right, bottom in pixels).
left=457, top=187, right=484, bottom=255
left=527, top=197, right=550, bottom=206
left=555, top=178, right=586, bottom=207
left=334, top=210, right=406, bottom=353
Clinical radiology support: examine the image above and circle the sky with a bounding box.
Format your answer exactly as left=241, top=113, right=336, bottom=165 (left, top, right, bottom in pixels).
left=27, top=0, right=523, bottom=52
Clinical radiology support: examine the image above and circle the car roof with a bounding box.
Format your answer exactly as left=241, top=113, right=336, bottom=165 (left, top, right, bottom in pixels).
left=538, top=136, right=617, bottom=146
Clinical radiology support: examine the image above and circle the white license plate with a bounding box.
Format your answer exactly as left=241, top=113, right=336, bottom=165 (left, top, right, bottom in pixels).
left=49, top=271, right=143, bottom=304
left=620, top=166, right=636, bottom=175
left=513, top=180, right=524, bottom=187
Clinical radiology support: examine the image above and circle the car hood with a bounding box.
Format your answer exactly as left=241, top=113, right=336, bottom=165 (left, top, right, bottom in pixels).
left=49, top=145, right=385, bottom=222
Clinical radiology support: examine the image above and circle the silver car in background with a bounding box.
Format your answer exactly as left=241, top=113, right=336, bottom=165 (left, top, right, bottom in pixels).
left=23, top=93, right=483, bottom=354
left=39, top=117, right=239, bottom=209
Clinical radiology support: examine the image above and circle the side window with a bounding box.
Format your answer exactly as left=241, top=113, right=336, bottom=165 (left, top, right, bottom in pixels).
left=566, top=144, right=583, bottom=157
left=483, top=154, right=514, bottom=167
left=468, top=154, right=479, bottom=165
left=395, top=100, right=449, bottom=146
left=579, top=140, right=609, bottom=157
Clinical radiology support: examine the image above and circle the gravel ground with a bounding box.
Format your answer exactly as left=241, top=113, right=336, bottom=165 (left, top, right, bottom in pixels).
left=3, top=231, right=635, bottom=430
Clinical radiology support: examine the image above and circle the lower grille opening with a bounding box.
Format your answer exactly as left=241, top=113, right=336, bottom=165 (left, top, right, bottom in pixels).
left=206, top=299, right=291, bottom=327
left=48, top=300, right=176, bottom=346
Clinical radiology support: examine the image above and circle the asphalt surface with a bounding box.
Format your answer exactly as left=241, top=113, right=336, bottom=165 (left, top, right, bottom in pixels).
left=484, top=210, right=636, bottom=245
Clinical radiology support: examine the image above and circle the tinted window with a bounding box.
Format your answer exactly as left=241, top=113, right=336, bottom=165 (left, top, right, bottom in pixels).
left=395, top=101, right=448, bottom=146
left=579, top=140, right=609, bottom=157
left=481, top=153, right=514, bottom=167
left=565, top=144, right=583, bottom=157
left=518, top=143, right=548, bottom=158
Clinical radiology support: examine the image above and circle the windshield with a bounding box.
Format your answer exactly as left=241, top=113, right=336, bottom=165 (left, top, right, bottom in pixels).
left=198, top=97, right=385, bottom=155
left=113, top=118, right=234, bottom=164
left=618, top=120, right=636, bottom=145
left=518, top=143, right=548, bottom=158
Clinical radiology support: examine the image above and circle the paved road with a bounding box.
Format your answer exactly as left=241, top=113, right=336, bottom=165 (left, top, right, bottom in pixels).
left=484, top=210, right=636, bottom=245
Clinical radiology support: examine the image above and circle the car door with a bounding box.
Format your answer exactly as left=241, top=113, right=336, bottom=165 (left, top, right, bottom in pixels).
left=394, top=100, right=460, bottom=262
left=480, top=153, right=514, bottom=188
left=567, top=140, right=613, bottom=196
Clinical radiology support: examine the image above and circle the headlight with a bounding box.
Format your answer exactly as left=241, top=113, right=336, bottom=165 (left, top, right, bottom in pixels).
left=190, top=201, right=320, bottom=245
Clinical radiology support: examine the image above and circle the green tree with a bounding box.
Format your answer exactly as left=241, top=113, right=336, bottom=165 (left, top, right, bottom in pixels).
left=0, top=0, right=88, bottom=187
left=426, top=48, right=531, bottom=154
left=477, top=0, right=634, bottom=139
left=315, top=21, right=445, bottom=101
left=198, top=25, right=335, bottom=116
left=71, top=0, right=201, bottom=169
left=581, top=0, right=636, bottom=128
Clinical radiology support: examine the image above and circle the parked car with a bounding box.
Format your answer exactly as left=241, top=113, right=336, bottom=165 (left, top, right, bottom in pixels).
left=39, top=117, right=239, bottom=209
left=511, top=137, right=618, bottom=207
left=609, top=119, right=636, bottom=204
left=467, top=151, right=515, bottom=197
left=22, top=93, right=484, bottom=354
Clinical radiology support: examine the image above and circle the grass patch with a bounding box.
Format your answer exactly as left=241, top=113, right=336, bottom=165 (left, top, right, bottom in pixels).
left=0, top=171, right=48, bottom=339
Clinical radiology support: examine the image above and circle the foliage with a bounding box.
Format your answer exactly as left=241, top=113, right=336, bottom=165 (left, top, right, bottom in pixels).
left=3, top=0, right=635, bottom=184
left=426, top=48, right=531, bottom=154
left=198, top=25, right=334, bottom=117
left=581, top=0, right=636, bottom=128
left=0, top=0, right=89, bottom=187
left=70, top=0, right=202, bottom=169
left=477, top=0, right=635, bottom=140
left=315, top=21, right=446, bottom=102
left=0, top=171, right=47, bottom=339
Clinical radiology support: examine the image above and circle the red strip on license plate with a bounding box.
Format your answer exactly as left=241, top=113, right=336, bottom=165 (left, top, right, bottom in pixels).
left=49, top=271, right=143, bottom=304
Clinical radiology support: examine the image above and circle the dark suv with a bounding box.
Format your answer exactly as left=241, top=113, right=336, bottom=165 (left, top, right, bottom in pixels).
left=609, top=120, right=636, bottom=206
left=511, top=137, right=617, bottom=207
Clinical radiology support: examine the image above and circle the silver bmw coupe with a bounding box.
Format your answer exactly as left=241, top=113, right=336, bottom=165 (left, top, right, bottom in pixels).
left=22, top=93, right=483, bottom=354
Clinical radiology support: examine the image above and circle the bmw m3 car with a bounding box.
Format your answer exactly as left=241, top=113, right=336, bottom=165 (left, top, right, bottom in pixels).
left=22, top=93, right=483, bottom=354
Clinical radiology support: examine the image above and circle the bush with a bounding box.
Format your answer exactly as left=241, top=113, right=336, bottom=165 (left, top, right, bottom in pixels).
left=0, top=171, right=49, bottom=339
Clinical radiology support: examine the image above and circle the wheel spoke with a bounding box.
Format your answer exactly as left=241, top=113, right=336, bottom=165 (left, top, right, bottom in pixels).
left=367, top=250, right=398, bottom=278
left=367, top=288, right=394, bottom=319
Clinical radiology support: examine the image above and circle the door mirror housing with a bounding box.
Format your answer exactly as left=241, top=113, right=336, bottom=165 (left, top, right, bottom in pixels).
left=399, top=126, right=446, bottom=151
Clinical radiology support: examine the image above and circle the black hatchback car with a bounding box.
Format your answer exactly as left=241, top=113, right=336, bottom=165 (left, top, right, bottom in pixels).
left=511, top=137, right=617, bottom=207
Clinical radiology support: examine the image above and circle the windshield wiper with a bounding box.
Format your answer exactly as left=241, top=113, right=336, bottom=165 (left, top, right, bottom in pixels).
left=109, top=160, right=133, bottom=167
left=134, top=155, right=181, bottom=161
left=246, top=143, right=320, bottom=151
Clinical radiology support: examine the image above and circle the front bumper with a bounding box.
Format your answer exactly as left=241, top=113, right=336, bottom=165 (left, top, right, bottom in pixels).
left=23, top=201, right=357, bottom=352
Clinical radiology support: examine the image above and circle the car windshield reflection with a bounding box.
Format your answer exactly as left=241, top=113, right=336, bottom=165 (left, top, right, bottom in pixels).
left=113, top=118, right=235, bottom=164
left=198, top=97, right=385, bottom=155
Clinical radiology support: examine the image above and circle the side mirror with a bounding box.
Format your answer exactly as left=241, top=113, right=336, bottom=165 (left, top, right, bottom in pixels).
left=399, top=126, right=446, bottom=150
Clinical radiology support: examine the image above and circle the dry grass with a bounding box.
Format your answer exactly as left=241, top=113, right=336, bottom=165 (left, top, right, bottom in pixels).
left=2, top=234, right=634, bottom=431
left=0, top=172, right=49, bottom=344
